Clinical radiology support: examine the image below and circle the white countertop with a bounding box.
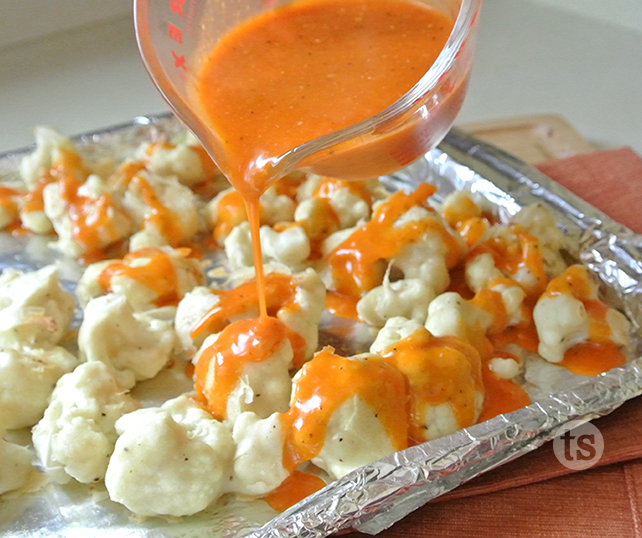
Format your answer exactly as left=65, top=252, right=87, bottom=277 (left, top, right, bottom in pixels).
left=0, top=0, right=641, bottom=156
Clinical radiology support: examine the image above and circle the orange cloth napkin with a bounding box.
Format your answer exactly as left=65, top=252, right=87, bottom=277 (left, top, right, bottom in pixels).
left=343, top=147, right=642, bottom=537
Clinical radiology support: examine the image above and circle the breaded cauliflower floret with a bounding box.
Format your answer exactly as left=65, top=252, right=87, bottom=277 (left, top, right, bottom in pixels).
left=0, top=266, right=75, bottom=348
left=511, top=203, right=567, bottom=278
left=122, top=172, right=201, bottom=246
left=533, top=294, right=589, bottom=363
left=135, top=141, right=208, bottom=186
left=392, top=209, right=465, bottom=294
left=258, top=185, right=297, bottom=226
left=43, top=174, right=134, bottom=258
left=174, top=286, right=221, bottom=355
left=194, top=324, right=294, bottom=422
left=312, top=392, right=399, bottom=479
left=465, top=252, right=504, bottom=293
left=425, top=292, right=492, bottom=346
left=533, top=265, right=631, bottom=364
left=0, top=346, right=79, bottom=430
left=372, top=321, right=484, bottom=441
left=224, top=221, right=311, bottom=271
left=0, top=433, right=33, bottom=495
left=231, top=412, right=289, bottom=496
left=205, top=186, right=295, bottom=244
left=19, top=126, right=77, bottom=190
left=489, top=357, right=521, bottom=379
left=76, top=246, right=203, bottom=311
left=287, top=349, right=408, bottom=480
left=105, top=395, right=234, bottom=517
left=467, top=224, right=546, bottom=297
left=32, top=362, right=139, bottom=484
left=78, top=294, right=176, bottom=389
left=370, top=316, right=424, bottom=355
left=357, top=276, right=435, bottom=328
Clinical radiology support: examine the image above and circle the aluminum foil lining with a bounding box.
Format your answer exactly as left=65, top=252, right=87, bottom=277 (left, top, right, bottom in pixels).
left=0, top=115, right=640, bottom=538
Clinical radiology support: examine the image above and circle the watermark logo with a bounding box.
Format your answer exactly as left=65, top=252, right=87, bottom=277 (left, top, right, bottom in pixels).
left=553, top=420, right=604, bottom=471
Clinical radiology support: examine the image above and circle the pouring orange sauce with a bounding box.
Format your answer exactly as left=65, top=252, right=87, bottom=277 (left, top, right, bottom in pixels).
left=190, top=273, right=308, bottom=367
left=197, top=0, right=455, bottom=315
left=281, top=347, right=408, bottom=472
left=380, top=328, right=483, bottom=444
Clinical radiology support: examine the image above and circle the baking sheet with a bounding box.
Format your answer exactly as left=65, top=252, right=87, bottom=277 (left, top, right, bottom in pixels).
left=0, top=114, right=640, bottom=537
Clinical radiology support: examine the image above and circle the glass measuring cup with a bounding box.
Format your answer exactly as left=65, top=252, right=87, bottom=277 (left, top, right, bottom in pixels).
left=134, top=0, right=481, bottom=183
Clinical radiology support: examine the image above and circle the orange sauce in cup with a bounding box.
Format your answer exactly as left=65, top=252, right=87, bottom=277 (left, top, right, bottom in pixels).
left=197, top=0, right=455, bottom=315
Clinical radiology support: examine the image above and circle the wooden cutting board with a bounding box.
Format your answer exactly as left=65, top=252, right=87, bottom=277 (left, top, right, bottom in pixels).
left=458, top=114, right=595, bottom=164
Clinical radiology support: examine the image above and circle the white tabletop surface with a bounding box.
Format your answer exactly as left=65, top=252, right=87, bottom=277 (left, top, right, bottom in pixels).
left=0, top=0, right=641, bottom=156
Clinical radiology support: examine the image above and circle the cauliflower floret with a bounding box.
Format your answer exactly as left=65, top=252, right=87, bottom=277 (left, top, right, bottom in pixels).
left=425, top=291, right=492, bottom=346
left=224, top=222, right=311, bottom=271
left=19, top=209, right=53, bottom=235
left=392, top=209, right=464, bottom=293
left=370, top=316, right=424, bottom=355
left=312, top=393, right=399, bottom=480
left=43, top=174, right=133, bottom=258
left=128, top=224, right=169, bottom=252
left=0, top=346, right=79, bottom=430
left=357, top=276, right=435, bottom=328
left=465, top=252, right=504, bottom=293
left=533, top=265, right=631, bottom=364
left=0, top=434, right=33, bottom=495
left=78, top=294, right=176, bottom=389
left=259, top=185, right=296, bottom=226
left=511, top=203, right=567, bottom=278
left=439, top=190, right=484, bottom=226
left=76, top=246, right=203, bottom=311
left=122, top=172, right=201, bottom=245
left=105, top=396, right=234, bottom=517
left=489, top=357, right=521, bottom=379
left=32, top=362, right=139, bottom=484
left=174, top=286, right=221, bottom=355
left=0, top=266, right=75, bottom=348
left=533, top=294, right=589, bottom=363
left=372, top=322, right=483, bottom=441
left=231, top=412, right=289, bottom=496
left=136, top=142, right=208, bottom=186
left=489, top=279, right=527, bottom=328
left=193, top=323, right=294, bottom=422
left=287, top=349, right=408, bottom=480
left=19, top=126, right=77, bottom=190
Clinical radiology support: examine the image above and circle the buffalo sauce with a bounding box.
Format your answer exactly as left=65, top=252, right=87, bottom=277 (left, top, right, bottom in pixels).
left=262, top=470, right=326, bottom=512
left=280, top=347, right=408, bottom=472
left=197, top=0, right=455, bottom=315
left=477, top=352, right=530, bottom=423
left=130, top=175, right=184, bottom=245
left=380, top=328, right=483, bottom=444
